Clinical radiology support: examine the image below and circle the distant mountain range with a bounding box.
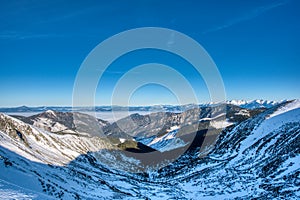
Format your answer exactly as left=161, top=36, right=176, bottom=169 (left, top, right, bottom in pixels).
left=227, top=99, right=286, bottom=109
left=0, top=99, right=299, bottom=199
left=0, top=99, right=287, bottom=113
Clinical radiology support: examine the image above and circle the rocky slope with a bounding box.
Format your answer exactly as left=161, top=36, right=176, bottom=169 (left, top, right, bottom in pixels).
left=0, top=100, right=299, bottom=199
left=104, top=104, right=264, bottom=139
left=12, top=110, right=109, bottom=137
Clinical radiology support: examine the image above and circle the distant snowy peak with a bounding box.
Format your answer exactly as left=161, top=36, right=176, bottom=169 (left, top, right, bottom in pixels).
left=0, top=100, right=293, bottom=114
left=44, top=109, right=57, bottom=116
left=227, top=99, right=286, bottom=109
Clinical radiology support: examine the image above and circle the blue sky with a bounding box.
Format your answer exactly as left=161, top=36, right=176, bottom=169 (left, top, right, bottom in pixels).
left=0, top=0, right=299, bottom=106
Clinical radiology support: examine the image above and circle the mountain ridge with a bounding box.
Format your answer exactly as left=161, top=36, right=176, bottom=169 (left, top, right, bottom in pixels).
left=0, top=100, right=299, bottom=199
left=0, top=99, right=287, bottom=113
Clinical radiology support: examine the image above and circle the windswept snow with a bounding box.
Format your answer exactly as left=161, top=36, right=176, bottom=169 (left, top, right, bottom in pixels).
left=268, top=99, right=300, bottom=119
left=0, top=180, right=38, bottom=200
left=231, top=101, right=300, bottom=162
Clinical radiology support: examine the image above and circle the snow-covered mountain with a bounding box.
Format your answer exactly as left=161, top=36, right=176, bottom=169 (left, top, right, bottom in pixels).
left=135, top=104, right=264, bottom=152
left=227, top=99, right=285, bottom=109
left=0, top=100, right=299, bottom=199
left=12, top=110, right=109, bottom=137
left=0, top=113, right=115, bottom=166
left=105, top=103, right=263, bottom=139
left=0, top=99, right=284, bottom=114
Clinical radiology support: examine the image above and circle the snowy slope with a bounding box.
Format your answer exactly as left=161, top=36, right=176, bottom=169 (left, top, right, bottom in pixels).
left=12, top=110, right=109, bottom=137
left=137, top=125, right=187, bottom=152
left=170, top=100, right=300, bottom=199
left=0, top=113, right=114, bottom=166
left=0, top=100, right=299, bottom=199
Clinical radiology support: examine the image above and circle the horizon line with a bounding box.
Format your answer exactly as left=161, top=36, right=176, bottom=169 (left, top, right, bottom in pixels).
left=0, top=99, right=292, bottom=109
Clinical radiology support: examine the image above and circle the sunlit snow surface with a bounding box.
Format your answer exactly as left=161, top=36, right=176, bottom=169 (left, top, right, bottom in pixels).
left=146, top=126, right=187, bottom=152
left=0, top=180, right=37, bottom=200
left=0, top=100, right=299, bottom=199
left=268, top=99, right=300, bottom=118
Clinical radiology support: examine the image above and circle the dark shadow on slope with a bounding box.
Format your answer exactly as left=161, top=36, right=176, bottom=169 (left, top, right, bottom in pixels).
left=113, top=128, right=216, bottom=171
left=0, top=145, right=145, bottom=199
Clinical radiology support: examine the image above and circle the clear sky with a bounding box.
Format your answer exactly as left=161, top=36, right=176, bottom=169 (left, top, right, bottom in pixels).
left=0, top=0, right=299, bottom=106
